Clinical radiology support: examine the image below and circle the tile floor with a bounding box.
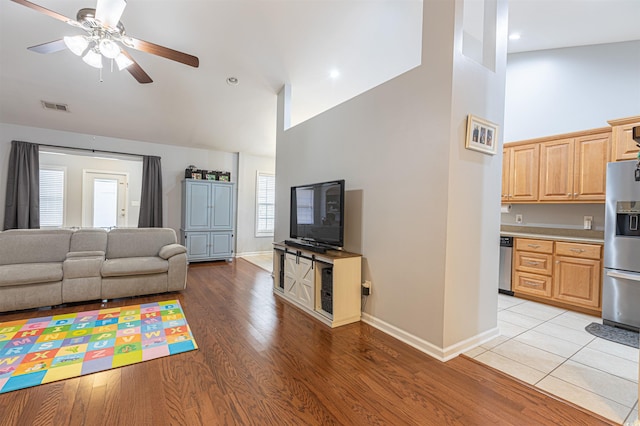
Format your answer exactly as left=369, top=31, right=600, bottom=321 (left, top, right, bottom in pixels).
left=239, top=253, right=273, bottom=273
left=242, top=252, right=638, bottom=424
left=466, top=294, right=639, bottom=425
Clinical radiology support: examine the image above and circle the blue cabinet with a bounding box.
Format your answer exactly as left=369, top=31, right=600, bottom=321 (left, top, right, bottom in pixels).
left=181, top=180, right=235, bottom=261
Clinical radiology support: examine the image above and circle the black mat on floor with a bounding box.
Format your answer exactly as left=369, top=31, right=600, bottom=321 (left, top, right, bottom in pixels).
left=585, top=323, right=639, bottom=348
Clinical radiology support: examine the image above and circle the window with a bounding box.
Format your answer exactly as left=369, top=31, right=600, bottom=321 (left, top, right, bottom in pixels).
left=39, top=166, right=65, bottom=227
left=256, top=172, right=275, bottom=237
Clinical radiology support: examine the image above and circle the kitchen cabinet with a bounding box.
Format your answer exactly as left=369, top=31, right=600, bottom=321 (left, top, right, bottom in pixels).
left=538, top=132, right=610, bottom=202
left=513, top=238, right=553, bottom=298
left=553, top=242, right=601, bottom=309
left=504, top=128, right=610, bottom=204
left=609, top=116, right=640, bottom=161
left=502, top=144, right=539, bottom=202
left=512, top=237, right=603, bottom=315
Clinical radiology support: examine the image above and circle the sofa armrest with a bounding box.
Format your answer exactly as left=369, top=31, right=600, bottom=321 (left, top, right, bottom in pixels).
left=159, top=244, right=187, bottom=260
left=67, top=250, right=105, bottom=259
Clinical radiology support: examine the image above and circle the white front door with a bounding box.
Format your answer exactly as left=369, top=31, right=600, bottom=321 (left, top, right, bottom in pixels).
left=82, top=171, right=128, bottom=228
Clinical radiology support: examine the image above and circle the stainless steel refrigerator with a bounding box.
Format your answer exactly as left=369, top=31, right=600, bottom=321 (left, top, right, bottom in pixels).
left=603, top=160, right=640, bottom=331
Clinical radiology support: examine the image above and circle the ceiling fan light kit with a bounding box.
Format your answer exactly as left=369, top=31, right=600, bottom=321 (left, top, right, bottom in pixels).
left=12, top=0, right=199, bottom=84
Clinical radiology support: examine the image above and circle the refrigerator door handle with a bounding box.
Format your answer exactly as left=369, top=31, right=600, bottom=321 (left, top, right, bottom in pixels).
left=606, top=270, right=640, bottom=282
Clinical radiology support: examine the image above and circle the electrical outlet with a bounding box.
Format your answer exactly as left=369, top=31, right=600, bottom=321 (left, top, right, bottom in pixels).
left=584, top=216, right=593, bottom=230
left=515, top=214, right=523, bottom=224
left=362, top=280, right=372, bottom=296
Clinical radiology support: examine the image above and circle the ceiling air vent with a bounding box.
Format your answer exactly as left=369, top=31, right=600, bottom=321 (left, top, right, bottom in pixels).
left=41, top=101, right=70, bottom=112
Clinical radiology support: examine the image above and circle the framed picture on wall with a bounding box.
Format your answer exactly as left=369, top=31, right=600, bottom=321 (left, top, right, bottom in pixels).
left=465, top=114, right=498, bottom=155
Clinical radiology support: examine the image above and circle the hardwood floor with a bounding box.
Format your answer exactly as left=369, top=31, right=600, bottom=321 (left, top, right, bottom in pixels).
left=0, top=259, right=615, bottom=425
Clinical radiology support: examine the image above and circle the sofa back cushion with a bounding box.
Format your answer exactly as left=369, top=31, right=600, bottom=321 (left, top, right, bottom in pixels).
left=106, top=228, right=177, bottom=259
left=70, top=228, right=108, bottom=252
left=0, top=229, right=73, bottom=265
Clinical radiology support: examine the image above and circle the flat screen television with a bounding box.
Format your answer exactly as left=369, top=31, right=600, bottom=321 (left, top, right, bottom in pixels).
left=290, top=179, right=345, bottom=248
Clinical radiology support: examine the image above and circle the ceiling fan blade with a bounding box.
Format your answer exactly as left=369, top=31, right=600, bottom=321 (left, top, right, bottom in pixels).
left=120, top=50, right=153, bottom=84
left=27, top=39, right=67, bottom=54
left=95, top=0, right=126, bottom=29
left=10, top=0, right=75, bottom=24
left=128, top=37, right=199, bottom=68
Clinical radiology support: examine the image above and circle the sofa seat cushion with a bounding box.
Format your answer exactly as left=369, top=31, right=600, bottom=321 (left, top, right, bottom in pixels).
left=0, top=263, right=63, bottom=287
left=101, top=257, right=168, bottom=278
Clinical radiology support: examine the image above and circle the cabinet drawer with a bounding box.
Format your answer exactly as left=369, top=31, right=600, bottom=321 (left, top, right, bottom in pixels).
left=514, top=271, right=552, bottom=297
left=515, top=238, right=554, bottom=254
left=514, top=251, right=553, bottom=275
left=555, top=242, right=601, bottom=260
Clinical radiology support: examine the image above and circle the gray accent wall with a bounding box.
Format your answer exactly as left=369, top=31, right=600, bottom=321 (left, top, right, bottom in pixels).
left=275, top=0, right=508, bottom=357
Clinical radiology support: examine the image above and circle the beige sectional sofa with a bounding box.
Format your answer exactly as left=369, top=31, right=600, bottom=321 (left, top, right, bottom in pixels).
left=0, top=227, right=187, bottom=312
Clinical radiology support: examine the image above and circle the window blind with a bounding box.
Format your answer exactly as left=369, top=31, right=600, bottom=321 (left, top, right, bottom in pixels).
left=256, top=172, right=275, bottom=236
left=39, top=167, right=65, bottom=227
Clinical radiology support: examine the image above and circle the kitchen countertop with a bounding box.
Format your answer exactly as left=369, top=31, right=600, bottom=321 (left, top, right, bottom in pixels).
left=500, top=225, right=604, bottom=244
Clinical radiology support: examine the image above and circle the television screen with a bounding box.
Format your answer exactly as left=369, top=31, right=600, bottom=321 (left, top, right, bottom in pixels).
left=290, top=180, right=345, bottom=248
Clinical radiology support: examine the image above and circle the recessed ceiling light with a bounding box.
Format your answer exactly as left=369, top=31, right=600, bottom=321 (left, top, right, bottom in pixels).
left=329, top=69, right=340, bottom=79
left=509, top=33, right=521, bottom=41
left=226, top=77, right=239, bottom=85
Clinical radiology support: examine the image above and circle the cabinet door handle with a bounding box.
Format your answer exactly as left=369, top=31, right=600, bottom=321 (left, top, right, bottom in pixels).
left=527, top=244, right=540, bottom=249
left=569, top=248, right=585, bottom=253
left=574, top=193, right=578, bottom=197
left=524, top=260, right=540, bottom=266
left=523, top=280, right=541, bottom=287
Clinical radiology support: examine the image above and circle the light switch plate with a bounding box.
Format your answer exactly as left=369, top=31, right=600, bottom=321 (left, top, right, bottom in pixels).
left=515, top=214, right=523, bottom=224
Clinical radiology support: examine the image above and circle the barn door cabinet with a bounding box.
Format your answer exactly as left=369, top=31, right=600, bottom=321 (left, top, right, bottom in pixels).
left=273, top=242, right=361, bottom=328
left=181, top=180, right=235, bottom=262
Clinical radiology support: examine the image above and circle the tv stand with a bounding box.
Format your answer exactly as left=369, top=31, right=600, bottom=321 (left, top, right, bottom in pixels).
left=273, top=242, right=361, bottom=328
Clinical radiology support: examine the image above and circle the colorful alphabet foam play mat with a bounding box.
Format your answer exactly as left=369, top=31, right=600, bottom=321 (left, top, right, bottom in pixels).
left=0, top=300, right=197, bottom=394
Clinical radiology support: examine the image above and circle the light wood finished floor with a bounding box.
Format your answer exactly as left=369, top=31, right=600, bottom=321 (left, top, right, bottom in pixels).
left=0, top=259, right=615, bottom=425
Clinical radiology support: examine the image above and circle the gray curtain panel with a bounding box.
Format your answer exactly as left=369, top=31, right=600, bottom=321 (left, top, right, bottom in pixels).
left=138, top=155, right=163, bottom=228
left=3, top=140, right=40, bottom=230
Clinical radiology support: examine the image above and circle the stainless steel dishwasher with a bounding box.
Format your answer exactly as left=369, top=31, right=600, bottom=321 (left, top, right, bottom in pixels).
left=499, top=236, right=514, bottom=295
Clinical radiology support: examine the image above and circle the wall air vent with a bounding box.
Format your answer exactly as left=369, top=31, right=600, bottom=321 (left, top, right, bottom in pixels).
left=41, top=101, right=70, bottom=112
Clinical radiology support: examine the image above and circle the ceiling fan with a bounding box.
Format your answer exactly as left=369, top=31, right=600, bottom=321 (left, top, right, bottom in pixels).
left=10, top=0, right=199, bottom=83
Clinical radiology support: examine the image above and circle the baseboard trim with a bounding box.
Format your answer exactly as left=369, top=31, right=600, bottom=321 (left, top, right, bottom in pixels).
left=361, top=313, right=499, bottom=362
left=236, top=250, right=272, bottom=258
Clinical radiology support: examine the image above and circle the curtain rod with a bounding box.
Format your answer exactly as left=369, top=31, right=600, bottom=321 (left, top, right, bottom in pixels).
left=37, top=143, right=149, bottom=159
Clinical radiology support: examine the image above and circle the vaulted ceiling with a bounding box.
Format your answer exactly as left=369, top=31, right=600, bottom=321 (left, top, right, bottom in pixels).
left=1, top=0, right=638, bottom=157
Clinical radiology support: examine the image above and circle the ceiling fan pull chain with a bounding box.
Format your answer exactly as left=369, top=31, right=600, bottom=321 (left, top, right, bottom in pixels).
left=99, top=66, right=103, bottom=83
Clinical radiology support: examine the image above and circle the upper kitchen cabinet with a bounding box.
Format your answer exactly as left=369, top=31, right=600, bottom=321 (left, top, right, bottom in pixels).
left=502, top=144, right=539, bottom=203
left=538, top=131, right=610, bottom=202
left=608, top=116, right=640, bottom=161
left=504, top=127, right=610, bottom=204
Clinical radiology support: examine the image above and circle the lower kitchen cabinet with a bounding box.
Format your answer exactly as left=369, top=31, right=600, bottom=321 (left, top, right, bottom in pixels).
left=512, top=237, right=602, bottom=315
left=553, top=241, right=601, bottom=309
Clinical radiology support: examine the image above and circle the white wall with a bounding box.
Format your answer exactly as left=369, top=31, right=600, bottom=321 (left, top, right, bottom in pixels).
left=504, top=40, right=640, bottom=142
left=236, top=152, right=276, bottom=255
left=0, top=123, right=238, bottom=239
left=275, top=0, right=507, bottom=359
